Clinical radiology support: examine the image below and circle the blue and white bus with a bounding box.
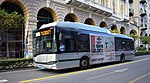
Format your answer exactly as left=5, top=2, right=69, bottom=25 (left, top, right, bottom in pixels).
left=33, top=22, right=134, bottom=70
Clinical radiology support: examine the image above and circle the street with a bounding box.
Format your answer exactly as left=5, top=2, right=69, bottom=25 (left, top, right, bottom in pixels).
left=0, top=55, right=150, bottom=83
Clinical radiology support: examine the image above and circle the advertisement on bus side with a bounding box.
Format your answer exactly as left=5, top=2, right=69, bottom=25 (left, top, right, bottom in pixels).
left=90, top=34, right=115, bottom=63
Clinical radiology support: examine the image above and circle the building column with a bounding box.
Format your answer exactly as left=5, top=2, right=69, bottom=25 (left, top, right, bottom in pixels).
left=107, top=0, right=111, bottom=8
left=25, top=18, right=37, bottom=58
left=126, top=0, right=129, bottom=16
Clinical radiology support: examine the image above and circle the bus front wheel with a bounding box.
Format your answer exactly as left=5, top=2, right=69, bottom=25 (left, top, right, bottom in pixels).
left=80, top=57, right=89, bottom=70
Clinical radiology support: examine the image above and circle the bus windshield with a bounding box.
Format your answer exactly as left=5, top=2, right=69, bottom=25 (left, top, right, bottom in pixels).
left=33, top=27, right=56, bottom=56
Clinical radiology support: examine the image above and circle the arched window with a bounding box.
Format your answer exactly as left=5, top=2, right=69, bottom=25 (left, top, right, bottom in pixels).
left=99, top=21, right=107, bottom=28
left=37, top=8, right=57, bottom=29
left=64, top=13, right=78, bottom=22
left=84, top=18, right=95, bottom=25
left=120, top=27, right=125, bottom=34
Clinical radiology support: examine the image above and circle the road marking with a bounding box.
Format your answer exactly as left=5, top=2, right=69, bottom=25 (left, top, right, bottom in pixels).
left=0, top=77, right=8, bottom=83
left=20, top=58, right=150, bottom=83
left=129, top=72, right=150, bottom=83
left=114, top=68, right=128, bottom=73
left=86, top=72, right=116, bottom=80
left=86, top=68, right=128, bottom=80
left=0, top=79, right=8, bottom=83
left=0, top=69, right=40, bottom=75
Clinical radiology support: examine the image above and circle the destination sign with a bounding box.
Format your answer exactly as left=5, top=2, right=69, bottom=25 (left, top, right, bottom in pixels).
left=40, top=29, right=51, bottom=36
left=35, top=29, right=51, bottom=37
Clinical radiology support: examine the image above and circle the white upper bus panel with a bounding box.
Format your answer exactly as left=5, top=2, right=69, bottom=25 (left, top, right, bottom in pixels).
left=40, top=22, right=111, bottom=34
left=40, top=22, right=133, bottom=40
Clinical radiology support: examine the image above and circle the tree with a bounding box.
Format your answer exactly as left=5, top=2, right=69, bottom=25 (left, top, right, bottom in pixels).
left=126, top=34, right=139, bottom=41
left=0, top=9, right=25, bottom=34
left=109, top=29, right=119, bottom=33
left=140, top=36, right=150, bottom=51
left=0, top=9, right=25, bottom=57
left=140, top=36, right=150, bottom=45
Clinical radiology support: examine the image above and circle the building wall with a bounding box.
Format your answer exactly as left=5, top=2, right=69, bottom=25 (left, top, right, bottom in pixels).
left=129, top=0, right=150, bottom=48
left=147, top=0, right=150, bottom=36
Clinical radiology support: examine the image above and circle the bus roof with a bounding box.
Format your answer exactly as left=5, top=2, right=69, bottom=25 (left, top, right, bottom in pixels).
left=40, top=22, right=111, bottom=34
left=112, top=33, right=134, bottom=40
left=39, top=22, right=134, bottom=40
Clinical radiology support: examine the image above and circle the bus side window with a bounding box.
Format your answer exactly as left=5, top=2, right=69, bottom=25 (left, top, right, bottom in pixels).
left=59, top=40, right=65, bottom=51
left=115, top=38, right=121, bottom=51
left=121, top=41, right=126, bottom=51
left=126, top=39, right=134, bottom=51
left=64, top=32, right=78, bottom=52
left=58, top=32, right=65, bottom=52
left=56, top=29, right=66, bottom=52
left=57, top=29, right=78, bottom=52
left=78, top=34, right=90, bottom=52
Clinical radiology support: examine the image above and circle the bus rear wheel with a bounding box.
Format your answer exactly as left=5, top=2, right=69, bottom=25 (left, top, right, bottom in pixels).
left=80, top=57, right=89, bottom=70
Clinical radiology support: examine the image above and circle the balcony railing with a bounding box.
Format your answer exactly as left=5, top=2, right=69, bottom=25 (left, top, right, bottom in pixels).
left=129, top=8, right=134, bottom=16
left=140, top=24, right=147, bottom=30
left=140, top=8, right=147, bottom=17
left=66, top=0, right=113, bottom=17
left=140, top=0, right=147, bottom=4
left=141, top=27, right=147, bottom=30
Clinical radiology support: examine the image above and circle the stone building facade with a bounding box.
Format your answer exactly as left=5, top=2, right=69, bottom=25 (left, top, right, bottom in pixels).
left=129, top=0, right=150, bottom=49
left=0, top=0, right=138, bottom=58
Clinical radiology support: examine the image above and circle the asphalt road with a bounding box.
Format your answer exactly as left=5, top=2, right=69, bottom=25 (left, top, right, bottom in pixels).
left=0, top=55, right=150, bottom=83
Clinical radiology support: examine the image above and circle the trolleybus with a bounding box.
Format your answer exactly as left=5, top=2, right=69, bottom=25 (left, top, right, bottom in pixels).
left=33, top=22, right=134, bottom=70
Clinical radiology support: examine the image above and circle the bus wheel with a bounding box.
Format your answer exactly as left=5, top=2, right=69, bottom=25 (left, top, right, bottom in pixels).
left=80, top=57, right=89, bottom=70
left=120, top=55, right=125, bottom=63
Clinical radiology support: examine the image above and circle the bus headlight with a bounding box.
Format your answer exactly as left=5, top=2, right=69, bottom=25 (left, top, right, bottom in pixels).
left=47, top=61, right=58, bottom=65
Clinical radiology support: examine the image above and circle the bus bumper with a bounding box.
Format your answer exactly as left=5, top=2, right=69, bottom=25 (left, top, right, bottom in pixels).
left=34, top=62, right=57, bottom=70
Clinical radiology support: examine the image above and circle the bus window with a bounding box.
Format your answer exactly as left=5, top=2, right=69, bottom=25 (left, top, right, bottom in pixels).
left=115, top=37, right=126, bottom=51
left=59, top=40, right=65, bottom=51
left=33, top=27, right=55, bottom=56
left=115, top=37, right=134, bottom=51
left=78, top=34, right=90, bottom=52
left=126, top=39, right=134, bottom=51
left=121, top=41, right=126, bottom=51
left=115, top=37, right=121, bottom=51
left=56, top=27, right=78, bottom=53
